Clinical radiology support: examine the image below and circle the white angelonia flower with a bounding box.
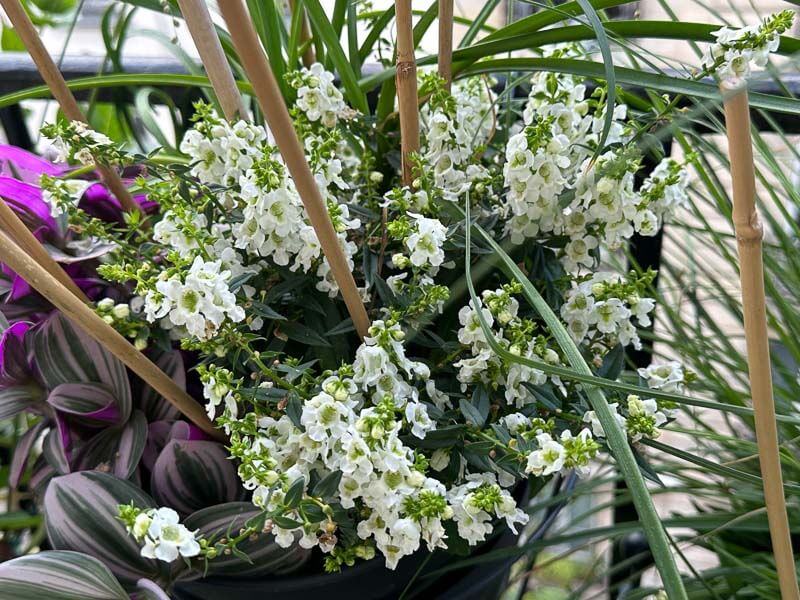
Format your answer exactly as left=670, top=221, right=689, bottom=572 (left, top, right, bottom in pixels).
left=583, top=402, right=625, bottom=438
left=638, top=361, right=685, bottom=393
left=701, top=12, right=793, bottom=84
left=405, top=401, right=435, bottom=439
left=139, top=507, right=201, bottom=563
left=525, top=432, right=565, bottom=476
left=405, top=213, right=447, bottom=271
left=41, top=178, right=92, bottom=218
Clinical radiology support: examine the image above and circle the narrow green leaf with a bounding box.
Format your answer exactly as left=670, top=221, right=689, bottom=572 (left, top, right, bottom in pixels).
left=463, top=203, right=687, bottom=599
left=574, top=0, right=615, bottom=160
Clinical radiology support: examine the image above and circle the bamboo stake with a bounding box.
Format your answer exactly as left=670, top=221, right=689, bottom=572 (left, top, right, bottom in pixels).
left=438, top=0, right=454, bottom=92
left=0, top=198, right=89, bottom=302
left=722, top=82, right=800, bottom=600
left=0, top=228, right=223, bottom=440
left=395, top=0, right=420, bottom=186
left=288, top=0, right=315, bottom=68
left=218, top=0, right=370, bottom=339
left=0, top=0, right=138, bottom=215
left=176, top=0, right=247, bottom=121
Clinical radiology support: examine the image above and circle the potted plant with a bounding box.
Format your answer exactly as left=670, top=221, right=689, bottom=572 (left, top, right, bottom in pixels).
left=0, top=1, right=795, bottom=598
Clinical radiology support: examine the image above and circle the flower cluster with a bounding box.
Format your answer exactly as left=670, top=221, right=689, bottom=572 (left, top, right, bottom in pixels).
left=30, top=60, right=696, bottom=575
left=42, top=120, right=124, bottom=166
left=456, top=284, right=565, bottom=407
left=702, top=10, right=794, bottom=82
left=287, top=62, right=352, bottom=128
left=500, top=47, right=690, bottom=271
left=142, top=256, right=245, bottom=341
left=118, top=505, right=201, bottom=563
left=583, top=362, right=689, bottom=442
left=418, top=74, right=495, bottom=200
left=560, top=271, right=656, bottom=355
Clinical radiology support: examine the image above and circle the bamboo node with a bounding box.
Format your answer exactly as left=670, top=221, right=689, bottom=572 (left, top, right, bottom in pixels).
left=396, top=61, right=418, bottom=77
left=735, top=211, right=764, bottom=245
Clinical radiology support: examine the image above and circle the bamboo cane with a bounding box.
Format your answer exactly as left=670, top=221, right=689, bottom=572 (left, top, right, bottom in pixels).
left=176, top=0, right=247, bottom=121
left=0, top=227, right=223, bottom=440
left=217, top=0, right=370, bottom=339
left=288, top=0, right=315, bottom=68
left=722, top=82, right=800, bottom=600
left=438, top=0, right=454, bottom=92
left=0, top=0, right=139, bottom=215
left=0, top=198, right=89, bottom=302
left=395, top=0, right=420, bottom=186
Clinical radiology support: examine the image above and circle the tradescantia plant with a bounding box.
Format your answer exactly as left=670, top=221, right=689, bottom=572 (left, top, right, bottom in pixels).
left=0, top=2, right=797, bottom=599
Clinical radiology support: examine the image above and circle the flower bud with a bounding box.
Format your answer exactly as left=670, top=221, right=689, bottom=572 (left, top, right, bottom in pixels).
left=407, top=470, right=425, bottom=487
left=112, top=304, right=130, bottom=319
left=544, top=349, right=560, bottom=364
left=391, top=253, right=410, bottom=269
left=369, top=171, right=384, bottom=184
left=97, top=297, right=115, bottom=310
left=370, top=423, right=385, bottom=440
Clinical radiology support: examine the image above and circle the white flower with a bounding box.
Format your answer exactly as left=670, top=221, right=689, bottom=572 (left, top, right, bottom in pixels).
left=405, top=213, right=447, bottom=270
left=638, top=362, right=685, bottom=393
left=525, top=432, right=565, bottom=476
left=405, top=402, right=435, bottom=439
left=139, top=507, right=201, bottom=563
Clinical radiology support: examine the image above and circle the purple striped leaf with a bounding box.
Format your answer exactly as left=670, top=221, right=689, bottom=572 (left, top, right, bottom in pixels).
left=43, top=425, right=71, bottom=475
left=0, top=550, right=128, bottom=600
left=134, top=579, right=171, bottom=600
left=139, top=350, right=184, bottom=422
left=30, top=455, right=56, bottom=496
left=183, top=502, right=311, bottom=578
left=48, top=382, right=122, bottom=425
left=151, top=440, right=244, bottom=517
left=0, top=320, right=35, bottom=386
left=33, top=313, right=131, bottom=421
left=9, top=419, right=47, bottom=489
left=142, top=420, right=209, bottom=471
left=72, top=410, right=148, bottom=480
left=0, top=387, right=39, bottom=419
left=44, top=471, right=166, bottom=585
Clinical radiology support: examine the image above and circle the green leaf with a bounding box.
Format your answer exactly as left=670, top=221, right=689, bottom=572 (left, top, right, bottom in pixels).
left=0, top=551, right=128, bottom=600
left=458, top=0, right=502, bottom=48
left=311, top=470, right=342, bottom=498
left=597, top=344, right=625, bottom=380
left=574, top=0, right=615, bottom=160
left=284, top=477, right=305, bottom=508
left=459, top=397, right=485, bottom=427
left=463, top=202, right=687, bottom=599
left=303, top=0, right=369, bottom=113
left=247, top=0, right=288, bottom=100
left=279, top=321, right=333, bottom=347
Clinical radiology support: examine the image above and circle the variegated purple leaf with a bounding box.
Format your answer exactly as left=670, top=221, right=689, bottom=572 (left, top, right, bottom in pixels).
left=72, top=410, right=148, bottom=480
left=43, top=425, right=70, bottom=475
left=44, top=241, right=117, bottom=264
left=134, top=579, right=172, bottom=600
left=151, top=440, right=244, bottom=516
left=30, top=454, right=56, bottom=495
left=0, top=386, right=39, bottom=419
left=0, top=320, right=35, bottom=386
left=0, top=144, right=65, bottom=180
left=44, top=471, right=165, bottom=585
left=0, top=550, right=128, bottom=600
left=48, top=382, right=122, bottom=425
left=183, top=503, right=311, bottom=578
left=142, top=420, right=208, bottom=471
left=9, top=419, right=47, bottom=489
left=33, top=313, right=131, bottom=420
left=139, top=350, right=184, bottom=422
